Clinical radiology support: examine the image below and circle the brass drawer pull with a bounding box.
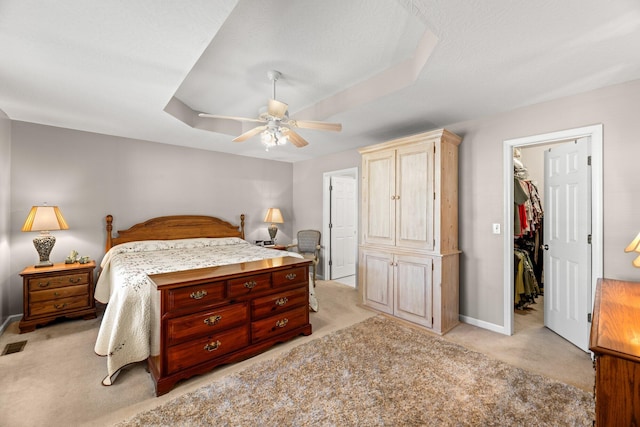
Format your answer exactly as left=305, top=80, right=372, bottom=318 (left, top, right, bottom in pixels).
left=190, top=290, right=208, bottom=300
left=243, top=280, right=257, bottom=289
left=204, top=340, right=221, bottom=352
left=275, top=297, right=288, bottom=306
left=276, top=318, right=289, bottom=328
left=54, top=303, right=67, bottom=310
left=204, top=315, right=222, bottom=326
left=285, top=273, right=296, bottom=280
left=69, top=277, right=81, bottom=284
left=38, top=282, right=50, bottom=288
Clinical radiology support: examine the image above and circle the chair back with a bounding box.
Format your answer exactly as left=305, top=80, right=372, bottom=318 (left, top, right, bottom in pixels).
left=297, top=230, right=321, bottom=254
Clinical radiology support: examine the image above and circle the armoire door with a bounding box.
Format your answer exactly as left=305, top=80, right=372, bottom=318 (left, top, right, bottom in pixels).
left=396, top=142, right=435, bottom=250
left=362, top=150, right=396, bottom=246
left=360, top=249, right=393, bottom=314
left=394, top=254, right=433, bottom=327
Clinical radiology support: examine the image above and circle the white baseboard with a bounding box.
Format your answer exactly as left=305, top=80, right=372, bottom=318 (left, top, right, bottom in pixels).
left=0, top=314, right=21, bottom=336
left=459, top=314, right=509, bottom=336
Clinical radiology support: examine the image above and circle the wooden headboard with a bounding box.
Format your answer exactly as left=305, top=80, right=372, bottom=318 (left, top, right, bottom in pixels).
left=105, top=214, right=245, bottom=252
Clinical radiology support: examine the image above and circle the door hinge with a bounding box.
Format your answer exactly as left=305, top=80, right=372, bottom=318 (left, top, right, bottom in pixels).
left=329, top=223, right=333, bottom=229
left=434, top=192, right=436, bottom=200
left=329, top=184, right=333, bottom=191
left=588, top=234, right=592, bottom=244
left=587, top=156, right=591, bottom=166
left=588, top=313, right=592, bottom=323
left=329, top=259, right=332, bottom=266
left=432, top=263, right=434, bottom=271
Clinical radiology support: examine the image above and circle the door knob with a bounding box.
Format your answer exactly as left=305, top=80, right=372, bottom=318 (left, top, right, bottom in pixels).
left=543, top=244, right=549, bottom=250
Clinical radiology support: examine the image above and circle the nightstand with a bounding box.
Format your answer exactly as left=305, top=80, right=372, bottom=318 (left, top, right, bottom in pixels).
left=19, top=261, right=97, bottom=333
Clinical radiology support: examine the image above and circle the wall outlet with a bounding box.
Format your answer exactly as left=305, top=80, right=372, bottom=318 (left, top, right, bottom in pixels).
left=492, top=223, right=501, bottom=234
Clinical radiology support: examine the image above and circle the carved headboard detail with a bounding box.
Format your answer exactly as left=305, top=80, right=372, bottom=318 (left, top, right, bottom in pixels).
left=105, top=214, right=246, bottom=252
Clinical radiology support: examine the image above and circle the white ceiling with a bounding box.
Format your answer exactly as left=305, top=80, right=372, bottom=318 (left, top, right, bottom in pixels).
left=2, top=0, right=640, bottom=162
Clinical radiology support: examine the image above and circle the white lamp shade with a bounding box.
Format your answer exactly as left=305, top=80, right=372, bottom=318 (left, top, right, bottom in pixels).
left=21, top=206, right=69, bottom=232
left=264, top=208, right=284, bottom=224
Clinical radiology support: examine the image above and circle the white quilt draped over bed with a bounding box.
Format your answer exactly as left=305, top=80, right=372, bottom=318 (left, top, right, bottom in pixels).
left=94, top=237, right=317, bottom=386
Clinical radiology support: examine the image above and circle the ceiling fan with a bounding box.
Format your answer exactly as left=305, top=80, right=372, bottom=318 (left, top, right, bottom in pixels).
left=198, top=70, right=342, bottom=149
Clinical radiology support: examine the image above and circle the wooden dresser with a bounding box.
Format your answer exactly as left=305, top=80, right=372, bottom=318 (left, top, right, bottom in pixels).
left=589, top=277, right=640, bottom=425
left=19, top=261, right=97, bottom=333
left=147, top=256, right=312, bottom=396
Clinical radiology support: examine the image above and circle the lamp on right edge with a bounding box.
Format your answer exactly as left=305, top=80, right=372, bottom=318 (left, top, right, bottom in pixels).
left=625, top=231, right=640, bottom=267
left=264, top=208, right=283, bottom=241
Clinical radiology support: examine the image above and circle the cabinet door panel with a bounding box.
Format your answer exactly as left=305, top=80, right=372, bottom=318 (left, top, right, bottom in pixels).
left=394, top=254, right=433, bottom=327
left=361, top=250, right=393, bottom=314
left=396, top=142, right=434, bottom=250
left=363, top=150, right=395, bottom=245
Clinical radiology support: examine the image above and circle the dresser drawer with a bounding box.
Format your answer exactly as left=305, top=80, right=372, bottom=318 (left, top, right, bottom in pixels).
left=228, top=273, right=271, bottom=298
left=167, top=302, right=248, bottom=346
left=29, top=284, right=89, bottom=303
left=167, top=281, right=226, bottom=312
left=167, top=325, right=249, bottom=374
left=28, top=272, right=89, bottom=291
left=252, top=288, right=307, bottom=320
left=251, top=305, right=309, bottom=343
left=272, top=267, right=307, bottom=288
left=30, top=294, right=90, bottom=317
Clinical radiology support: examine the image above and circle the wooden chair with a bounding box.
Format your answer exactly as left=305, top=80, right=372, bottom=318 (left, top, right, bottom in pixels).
left=288, top=230, right=321, bottom=286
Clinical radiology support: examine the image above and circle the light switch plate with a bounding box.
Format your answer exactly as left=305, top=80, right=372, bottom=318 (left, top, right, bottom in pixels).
left=492, top=223, right=501, bottom=234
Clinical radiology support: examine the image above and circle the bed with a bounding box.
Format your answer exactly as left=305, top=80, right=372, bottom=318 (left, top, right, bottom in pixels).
left=94, top=214, right=316, bottom=395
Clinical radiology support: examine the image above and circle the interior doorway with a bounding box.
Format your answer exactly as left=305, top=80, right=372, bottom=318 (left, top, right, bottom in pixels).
left=322, top=167, right=358, bottom=287
left=502, top=125, right=603, bottom=350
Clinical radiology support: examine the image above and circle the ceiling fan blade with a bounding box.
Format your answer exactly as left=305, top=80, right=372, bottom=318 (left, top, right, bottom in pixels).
left=233, top=125, right=267, bottom=143
left=267, top=99, right=288, bottom=119
left=288, top=119, right=342, bottom=132
left=199, top=112, right=265, bottom=124
left=283, top=128, right=309, bottom=148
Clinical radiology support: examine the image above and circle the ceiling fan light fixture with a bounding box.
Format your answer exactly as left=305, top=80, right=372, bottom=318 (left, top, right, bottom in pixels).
left=260, top=126, right=289, bottom=151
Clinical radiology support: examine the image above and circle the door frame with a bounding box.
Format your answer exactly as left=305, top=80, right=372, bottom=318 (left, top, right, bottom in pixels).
left=502, top=124, right=603, bottom=336
left=322, top=167, right=359, bottom=281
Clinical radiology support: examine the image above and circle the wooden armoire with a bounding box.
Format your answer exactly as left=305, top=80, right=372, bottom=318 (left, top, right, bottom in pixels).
left=358, top=128, right=461, bottom=334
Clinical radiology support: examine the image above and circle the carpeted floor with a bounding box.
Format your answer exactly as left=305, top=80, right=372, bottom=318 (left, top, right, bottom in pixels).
left=117, top=316, right=595, bottom=426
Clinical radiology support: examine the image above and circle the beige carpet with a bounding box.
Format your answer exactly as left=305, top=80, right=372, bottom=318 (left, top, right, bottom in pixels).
left=117, top=316, right=595, bottom=426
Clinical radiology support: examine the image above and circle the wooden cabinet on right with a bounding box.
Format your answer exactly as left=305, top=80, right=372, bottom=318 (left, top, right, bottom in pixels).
left=589, top=277, right=640, bottom=425
left=358, top=129, right=461, bottom=334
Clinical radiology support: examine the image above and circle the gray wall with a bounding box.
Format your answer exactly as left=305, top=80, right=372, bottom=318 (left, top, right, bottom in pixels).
left=0, top=111, right=11, bottom=327
left=6, top=78, right=640, bottom=329
left=292, top=79, right=640, bottom=330
left=8, top=122, right=293, bottom=316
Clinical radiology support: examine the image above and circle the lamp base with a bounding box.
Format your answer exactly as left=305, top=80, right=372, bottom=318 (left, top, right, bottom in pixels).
left=33, top=232, right=56, bottom=268
left=268, top=224, right=278, bottom=241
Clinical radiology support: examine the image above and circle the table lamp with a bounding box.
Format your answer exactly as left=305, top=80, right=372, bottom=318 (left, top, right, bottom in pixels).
left=264, top=208, right=283, bottom=241
left=21, top=204, right=69, bottom=267
left=625, top=231, right=640, bottom=267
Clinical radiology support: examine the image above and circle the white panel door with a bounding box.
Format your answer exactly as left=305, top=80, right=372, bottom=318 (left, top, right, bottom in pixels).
left=330, top=176, right=357, bottom=279
left=544, top=138, right=591, bottom=351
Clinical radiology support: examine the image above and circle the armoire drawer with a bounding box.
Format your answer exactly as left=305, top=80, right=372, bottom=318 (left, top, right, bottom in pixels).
left=272, top=267, right=307, bottom=288
left=228, top=273, right=271, bottom=298
left=167, top=281, right=226, bottom=312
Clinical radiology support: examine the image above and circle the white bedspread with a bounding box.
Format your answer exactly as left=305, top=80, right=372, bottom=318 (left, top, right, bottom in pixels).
left=94, top=237, right=317, bottom=385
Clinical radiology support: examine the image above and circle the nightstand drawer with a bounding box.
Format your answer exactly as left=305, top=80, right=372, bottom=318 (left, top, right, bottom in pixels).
left=29, top=294, right=90, bottom=317
left=29, top=284, right=89, bottom=303
left=167, top=325, right=249, bottom=374
left=228, top=273, right=271, bottom=298
left=251, top=288, right=307, bottom=319
left=251, top=305, right=308, bottom=343
left=167, top=302, right=248, bottom=346
left=28, top=272, right=89, bottom=291
left=272, top=267, right=307, bottom=288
